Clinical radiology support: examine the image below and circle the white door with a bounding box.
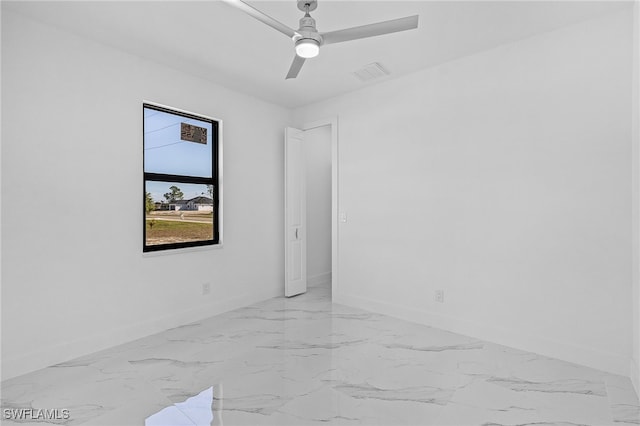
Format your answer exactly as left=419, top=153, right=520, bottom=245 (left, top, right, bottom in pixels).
left=284, top=127, right=307, bottom=297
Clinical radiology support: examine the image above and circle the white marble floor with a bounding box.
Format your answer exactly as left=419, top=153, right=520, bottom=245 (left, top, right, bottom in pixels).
left=2, top=285, right=639, bottom=426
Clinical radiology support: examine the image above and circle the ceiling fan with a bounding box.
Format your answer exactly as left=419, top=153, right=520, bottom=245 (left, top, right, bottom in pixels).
left=220, top=0, right=419, bottom=79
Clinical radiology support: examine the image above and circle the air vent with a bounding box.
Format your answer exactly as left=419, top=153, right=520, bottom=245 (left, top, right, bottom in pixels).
left=352, top=62, right=390, bottom=82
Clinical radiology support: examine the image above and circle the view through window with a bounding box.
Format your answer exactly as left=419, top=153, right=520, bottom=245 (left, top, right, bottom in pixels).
left=143, top=104, right=219, bottom=252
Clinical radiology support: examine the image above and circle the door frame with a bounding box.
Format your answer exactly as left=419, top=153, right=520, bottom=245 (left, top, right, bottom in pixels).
left=302, top=117, right=339, bottom=300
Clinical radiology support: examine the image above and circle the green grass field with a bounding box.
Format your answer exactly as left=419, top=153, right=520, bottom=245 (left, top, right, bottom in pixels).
left=145, top=219, right=213, bottom=245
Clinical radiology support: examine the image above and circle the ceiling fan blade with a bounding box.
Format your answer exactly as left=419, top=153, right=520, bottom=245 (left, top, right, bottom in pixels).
left=286, top=55, right=306, bottom=79
left=321, top=15, right=419, bottom=45
left=219, top=0, right=297, bottom=39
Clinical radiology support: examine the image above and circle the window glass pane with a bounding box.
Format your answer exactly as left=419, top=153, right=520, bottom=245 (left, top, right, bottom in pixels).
left=144, top=107, right=213, bottom=177
left=145, top=181, right=214, bottom=247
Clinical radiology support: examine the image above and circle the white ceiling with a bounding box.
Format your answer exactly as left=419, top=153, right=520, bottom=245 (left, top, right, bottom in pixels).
left=4, top=0, right=631, bottom=108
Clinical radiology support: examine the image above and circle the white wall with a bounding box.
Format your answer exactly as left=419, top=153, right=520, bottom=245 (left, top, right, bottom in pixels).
left=632, top=0, right=640, bottom=395
left=1, top=11, right=290, bottom=380
left=295, top=9, right=634, bottom=376
left=304, top=125, right=332, bottom=286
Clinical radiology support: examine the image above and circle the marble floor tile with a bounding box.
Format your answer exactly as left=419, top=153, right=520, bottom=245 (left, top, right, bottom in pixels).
left=2, top=285, right=638, bottom=425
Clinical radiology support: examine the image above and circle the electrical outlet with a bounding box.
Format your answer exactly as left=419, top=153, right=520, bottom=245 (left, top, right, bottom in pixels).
left=202, top=282, right=211, bottom=296
left=434, top=289, right=444, bottom=303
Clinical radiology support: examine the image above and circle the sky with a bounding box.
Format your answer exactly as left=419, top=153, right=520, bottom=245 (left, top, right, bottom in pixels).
left=144, top=106, right=213, bottom=178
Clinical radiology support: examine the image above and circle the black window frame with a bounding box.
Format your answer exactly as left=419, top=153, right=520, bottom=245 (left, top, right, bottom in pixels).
left=143, top=103, right=220, bottom=252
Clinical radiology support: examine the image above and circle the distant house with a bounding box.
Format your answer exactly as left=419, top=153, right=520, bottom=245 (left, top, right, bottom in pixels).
left=171, top=200, right=189, bottom=211
left=169, top=196, right=213, bottom=212
left=153, top=201, right=170, bottom=211
left=187, top=196, right=214, bottom=212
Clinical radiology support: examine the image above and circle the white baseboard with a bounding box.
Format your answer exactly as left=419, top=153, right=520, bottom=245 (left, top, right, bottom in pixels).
left=308, top=271, right=331, bottom=287
left=334, top=292, right=629, bottom=377
left=2, top=289, right=279, bottom=381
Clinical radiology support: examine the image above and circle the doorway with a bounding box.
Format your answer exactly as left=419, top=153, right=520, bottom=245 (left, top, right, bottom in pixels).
left=284, top=118, right=338, bottom=300
left=303, top=124, right=332, bottom=293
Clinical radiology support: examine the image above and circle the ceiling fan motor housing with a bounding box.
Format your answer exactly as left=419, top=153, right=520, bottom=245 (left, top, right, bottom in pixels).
left=294, top=14, right=323, bottom=46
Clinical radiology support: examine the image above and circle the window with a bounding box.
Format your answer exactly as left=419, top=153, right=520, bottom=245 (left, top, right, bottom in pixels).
left=143, top=103, right=220, bottom=252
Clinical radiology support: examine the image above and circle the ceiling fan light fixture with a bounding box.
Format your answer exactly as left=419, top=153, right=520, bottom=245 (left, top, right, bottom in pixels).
left=295, top=38, right=320, bottom=59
